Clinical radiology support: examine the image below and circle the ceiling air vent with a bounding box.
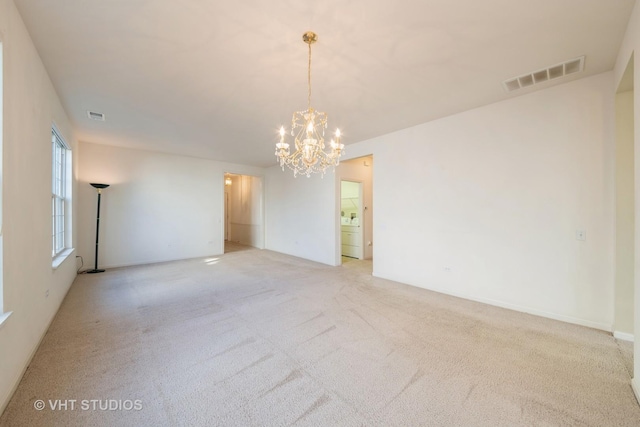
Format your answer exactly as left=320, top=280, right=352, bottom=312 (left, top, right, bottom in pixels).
left=503, top=56, right=585, bottom=93
left=87, top=111, right=105, bottom=121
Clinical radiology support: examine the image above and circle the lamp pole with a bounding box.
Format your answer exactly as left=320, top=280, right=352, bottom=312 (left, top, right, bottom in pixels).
left=87, top=183, right=109, bottom=274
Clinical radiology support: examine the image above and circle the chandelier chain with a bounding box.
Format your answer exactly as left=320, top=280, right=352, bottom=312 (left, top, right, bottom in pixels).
left=307, top=41, right=312, bottom=111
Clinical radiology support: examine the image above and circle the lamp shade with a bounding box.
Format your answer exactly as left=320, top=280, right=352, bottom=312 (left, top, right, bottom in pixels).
left=90, top=183, right=110, bottom=189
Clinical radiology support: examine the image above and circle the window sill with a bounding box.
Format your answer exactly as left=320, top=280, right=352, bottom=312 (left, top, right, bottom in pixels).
left=0, top=311, right=12, bottom=331
left=52, top=248, right=75, bottom=270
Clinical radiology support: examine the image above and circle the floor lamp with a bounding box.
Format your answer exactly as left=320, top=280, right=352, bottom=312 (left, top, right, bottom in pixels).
left=87, top=183, right=109, bottom=274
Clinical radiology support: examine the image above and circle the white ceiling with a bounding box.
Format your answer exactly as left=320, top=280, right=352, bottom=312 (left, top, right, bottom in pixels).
left=15, top=0, right=636, bottom=167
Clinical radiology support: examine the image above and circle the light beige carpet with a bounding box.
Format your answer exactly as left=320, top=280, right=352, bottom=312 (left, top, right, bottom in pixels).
left=1, top=244, right=639, bottom=426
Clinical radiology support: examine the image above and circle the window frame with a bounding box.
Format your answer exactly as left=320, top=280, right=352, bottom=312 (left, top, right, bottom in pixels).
left=51, top=126, right=70, bottom=259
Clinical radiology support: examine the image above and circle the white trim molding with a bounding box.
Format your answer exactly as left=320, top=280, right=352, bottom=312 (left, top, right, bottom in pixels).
left=613, top=331, right=634, bottom=342
left=52, top=247, right=75, bottom=269
left=0, top=311, right=12, bottom=331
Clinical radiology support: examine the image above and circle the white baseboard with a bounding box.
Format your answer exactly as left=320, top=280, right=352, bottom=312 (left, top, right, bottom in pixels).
left=632, top=378, right=640, bottom=406
left=372, top=272, right=611, bottom=331
left=97, top=253, right=225, bottom=270
left=613, top=331, right=634, bottom=342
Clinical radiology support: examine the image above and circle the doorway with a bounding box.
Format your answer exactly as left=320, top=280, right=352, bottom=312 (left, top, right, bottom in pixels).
left=337, top=155, right=373, bottom=267
left=223, top=173, right=265, bottom=253
left=341, top=180, right=363, bottom=259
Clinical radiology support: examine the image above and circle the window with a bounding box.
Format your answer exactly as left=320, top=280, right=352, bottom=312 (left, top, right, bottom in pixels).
left=51, top=127, right=70, bottom=258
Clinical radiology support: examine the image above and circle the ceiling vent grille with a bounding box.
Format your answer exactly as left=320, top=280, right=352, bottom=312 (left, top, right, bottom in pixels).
left=87, top=111, right=105, bottom=121
left=503, top=56, right=585, bottom=93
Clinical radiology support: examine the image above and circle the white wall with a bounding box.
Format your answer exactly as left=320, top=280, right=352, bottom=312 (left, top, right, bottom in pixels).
left=338, top=156, right=374, bottom=260
left=267, top=72, right=616, bottom=331
left=613, top=0, right=640, bottom=401
left=372, top=73, right=615, bottom=331
left=0, top=0, right=78, bottom=414
left=77, top=142, right=264, bottom=268
left=265, top=167, right=337, bottom=265
left=227, top=174, right=264, bottom=248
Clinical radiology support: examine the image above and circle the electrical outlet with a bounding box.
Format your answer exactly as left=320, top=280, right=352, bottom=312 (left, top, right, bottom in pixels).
left=576, top=230, right=586, bottom=241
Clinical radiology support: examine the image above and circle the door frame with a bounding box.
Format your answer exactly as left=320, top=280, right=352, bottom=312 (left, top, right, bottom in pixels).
left=224, top=191, right=230, bottom=241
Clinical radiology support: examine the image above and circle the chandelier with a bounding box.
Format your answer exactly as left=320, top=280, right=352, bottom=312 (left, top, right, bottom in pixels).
left=275, top=31, right=344, bottom=177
